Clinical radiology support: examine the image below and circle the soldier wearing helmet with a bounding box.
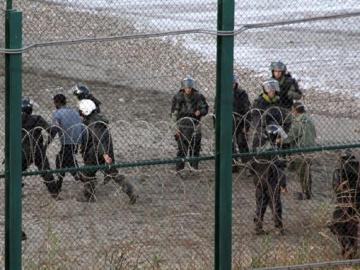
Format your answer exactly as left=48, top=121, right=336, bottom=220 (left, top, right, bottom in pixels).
left=278, top=102, right=316, bottom=200
left=21, top=97, right=58, bottom=197
left=231, top=74, right=251, bottom=172
left=171, top=76, right=209, bottom=171
left=250, top=124, right=287, bottom=235
left=328, top=150, right=360, bottom=259
left=270, top=61, right=302, bottom=110
left=251, top=79, right=284, bottom=149
left=78, top=99, right=138, bottom=204
left=73, top=83, right=102, bottom=113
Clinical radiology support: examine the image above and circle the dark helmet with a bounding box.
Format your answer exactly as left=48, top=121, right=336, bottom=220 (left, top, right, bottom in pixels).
left=21, top=97, right=33, bottom=115
left=181, top=76, right=196, bottom=89
left=73, top=83, right=90, bottom=100
left=262, top=79, right=280, bottom=94
left=270, top=61, right=287, bottom=73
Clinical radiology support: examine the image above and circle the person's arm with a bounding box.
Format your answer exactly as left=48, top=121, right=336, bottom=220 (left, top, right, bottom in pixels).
left=287, top=81, right=302, bottom=100
left=282, top=119, right=301, bottom=145
left=195, top=94, right=209, bottom=117
left=88, top=121, right=112, bottom=160
left=170, top=94, right=179, bottom=123
left=47, top=113, right=61, bottom=145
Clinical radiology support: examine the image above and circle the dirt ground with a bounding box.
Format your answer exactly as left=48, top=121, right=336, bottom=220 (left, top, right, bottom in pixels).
left=1, top=1, right=360, bottom=269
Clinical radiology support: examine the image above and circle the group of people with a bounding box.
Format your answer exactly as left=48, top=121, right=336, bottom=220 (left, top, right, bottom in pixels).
left=172, top=61, right=360, bottom=259
left=20, top=61, right=360, bottom=259
left=171, top=61, right=318, bottom=235
left=21, top=84, right=138, bottom=206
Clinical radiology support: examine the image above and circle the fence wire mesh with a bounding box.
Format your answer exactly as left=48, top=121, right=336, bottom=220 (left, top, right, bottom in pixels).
left=1, top=0, right=360, bottom=269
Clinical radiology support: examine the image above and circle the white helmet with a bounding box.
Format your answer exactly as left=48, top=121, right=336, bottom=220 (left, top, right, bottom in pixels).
left=262, top=79, right=280, bottom=93
left=78, top=99, right=96, bottom=116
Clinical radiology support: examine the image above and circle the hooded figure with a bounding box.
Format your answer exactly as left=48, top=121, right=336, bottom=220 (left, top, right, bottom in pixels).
left=78, top=99, right=137, bottom=203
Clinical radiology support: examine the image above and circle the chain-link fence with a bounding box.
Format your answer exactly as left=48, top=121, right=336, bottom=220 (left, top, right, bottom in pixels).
left=2, top=0, right=360, bottom=269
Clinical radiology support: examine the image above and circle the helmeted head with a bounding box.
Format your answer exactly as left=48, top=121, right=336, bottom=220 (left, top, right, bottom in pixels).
left=233, top=74, right=240, bottom=89
left=265, top=124, right=287, bottom=144
left=73, top=83, right=90, bottom=100
left=270, top=61, right=286, bottom=79
left=78, top=99, right=96, bottom=117
left=181, top=76, right=196, bottom=95
left=262, top=79, right=280, bottom=98
left=22, top=97, right=33, bottom=115
left=53, top=94, right=67, bottom=109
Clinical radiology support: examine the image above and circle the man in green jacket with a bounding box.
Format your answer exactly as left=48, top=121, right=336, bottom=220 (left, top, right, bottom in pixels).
left=278, top=102, right=316, bottom=200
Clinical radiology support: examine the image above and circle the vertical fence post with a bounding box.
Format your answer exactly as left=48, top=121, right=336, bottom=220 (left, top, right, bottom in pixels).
left=215, top=0, right=235, bottom=269
left=5, top=8, right=23, bottom=270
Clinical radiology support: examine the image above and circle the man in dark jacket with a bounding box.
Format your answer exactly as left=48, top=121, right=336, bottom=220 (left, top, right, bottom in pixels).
left=232, top=74, right=251, bottom=172
left=78, top=99, right=137, bottom=203
left=171, top=76, right=209, bottom=171
left=328, top=150, right=360, bottom=259
left=251, top=124, right=288, bottom=235
left=73, top=83, right=102, bottom=113
left=21, top=97, right=58, bottom=196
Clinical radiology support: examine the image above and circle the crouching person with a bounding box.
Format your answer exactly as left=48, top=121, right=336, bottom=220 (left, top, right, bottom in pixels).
left=328, top=150, right=360, bottom=259
left=251, top=124, right=288, bottom=235
left=78, top=99, right=138, bottom=203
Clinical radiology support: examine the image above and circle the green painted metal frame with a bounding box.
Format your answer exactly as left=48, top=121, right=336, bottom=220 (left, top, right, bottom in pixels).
left=5, top=8, right=23, bottom=270
left=215, top=0, right=235, bottom=269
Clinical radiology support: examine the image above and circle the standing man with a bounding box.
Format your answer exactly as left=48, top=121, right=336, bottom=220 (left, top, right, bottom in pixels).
left=78, top=99, right=138, bottom=203
left=328, top=151, right=360, bottom=259
left=73, top=83, right=102, bottom=113
left=232, top=74, right=251, bottom=172
left=21, top=97, right=58, bottom=197
left=171, top=76, right=209, bottom=171
left=278, top=102, right=316, bottom=200
left=48, top=94, right=83, bottom=198
left=251, top=124, right=287, bottom=235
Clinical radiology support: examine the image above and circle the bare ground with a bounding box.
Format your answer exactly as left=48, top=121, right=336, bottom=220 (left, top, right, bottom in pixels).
left=1, top=1, right=360, bottom=269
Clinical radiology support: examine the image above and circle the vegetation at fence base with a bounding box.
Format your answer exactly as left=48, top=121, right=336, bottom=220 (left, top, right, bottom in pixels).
left=24, top=222, right=68, bottom=270
left=233, top=232, right=342, bottom=270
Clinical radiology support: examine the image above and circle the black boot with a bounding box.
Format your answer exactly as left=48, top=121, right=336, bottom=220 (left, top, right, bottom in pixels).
left=22, top=231, right=27, bottom=241
left=176, top=162, right=185, bottom=172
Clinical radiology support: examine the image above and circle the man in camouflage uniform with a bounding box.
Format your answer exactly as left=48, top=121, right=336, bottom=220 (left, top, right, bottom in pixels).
left=328, top=151, right=360, bottom=259
left=78, top=99, right=137, bottom=203
left=279, top=102, right=316, bottom=200
left=231, top=74, right=251, bottom=173
left=270, top=61, right=302, bottom=110
left=171, top=76, right=209, bottom=171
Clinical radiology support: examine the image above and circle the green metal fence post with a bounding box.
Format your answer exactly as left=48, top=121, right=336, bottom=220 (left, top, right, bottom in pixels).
left=215, top=0, right=235, bottom=269
left=5, top=9, right=23, bottom=270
